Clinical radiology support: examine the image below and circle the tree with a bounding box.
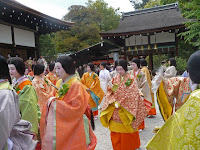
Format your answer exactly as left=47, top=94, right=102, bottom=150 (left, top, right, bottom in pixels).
left=129, top=0, right=150, bottom=9
left=178, top=0, right=200, bottom=48
left=39, top=34, right=57, bottom=62
left=144, top=0, right=160, bottom=8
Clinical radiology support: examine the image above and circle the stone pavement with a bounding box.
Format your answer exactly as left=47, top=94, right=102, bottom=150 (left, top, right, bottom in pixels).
left=93, top=100, right=164, bottom=150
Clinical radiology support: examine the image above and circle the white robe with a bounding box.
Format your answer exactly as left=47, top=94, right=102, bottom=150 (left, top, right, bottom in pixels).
left=99, top=69, right=111, bottom=108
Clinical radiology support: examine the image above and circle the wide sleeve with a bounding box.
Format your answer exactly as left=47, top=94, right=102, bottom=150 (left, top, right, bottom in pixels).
left=18, top=85, right=39, bottom=135
left=164, top=66, right=177, bottom=79
left=0, top=90, right=20, bottom=149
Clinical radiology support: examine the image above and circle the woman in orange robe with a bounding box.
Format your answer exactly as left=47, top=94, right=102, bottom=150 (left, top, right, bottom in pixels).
left=40, top=56, right=97, bottom=150
left=32, top=64, right=54, bottom=112
left=100, top=59, right=148, bottom=150
left=81, top=63, right=104, bottom=118
left=46, top=63, right=58, bottom=86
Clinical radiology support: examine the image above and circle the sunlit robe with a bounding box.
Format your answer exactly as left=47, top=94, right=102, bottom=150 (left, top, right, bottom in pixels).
left=147, top=89, right=200, bottom=150
left=46, top=72, right=58, bottom=86
left=32, top=76, right=54, bottom=112
left=141, top=66, right=156, bottom=115
left=81, top=72, right=104, bottom=111
left=100, top=73, right=148, bottom=150
left=40, top=75, right=97, bottom=150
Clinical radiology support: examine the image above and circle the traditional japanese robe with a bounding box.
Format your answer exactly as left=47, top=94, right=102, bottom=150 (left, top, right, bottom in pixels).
left=129, top=69, right=152, bottom=111
left=157, top=77, right=196, bottom=121
left=99, top=69, right=111, bottom=108
left=13, top=76, right=39, bottom=135
left=100, top=73, right=148, bottom=150
left=0, top=80, right=37, bottom=150
left=46, top=72, right=58, bottom=86
left=81, top=72, right=104, bottom=111
left=164, top=66, right=177, bottom=79
left=32, top=76, right=54, bottom=112
left=40, top=75, right=97, bottom=150
left=147, top=89, right=200, bottom=150
left=141, top=66, right=156, bottom=115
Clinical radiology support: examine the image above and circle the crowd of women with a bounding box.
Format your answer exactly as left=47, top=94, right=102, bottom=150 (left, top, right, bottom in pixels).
left=1, top=50, right=200, bottom=150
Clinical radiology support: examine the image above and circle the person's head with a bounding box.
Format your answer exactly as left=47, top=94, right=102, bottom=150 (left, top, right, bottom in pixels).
left=0, top=55, right=11, bottom=84
left=87, top=63, right=94, bottom=72
left=40, top=55, right=43, bottom=59
left=7, top=53, right=11, bottom=58
left=24, top=67, right=29, bottom=75
left=116, top=59, right=127, bottom=76
left=161, top=61, right=166, bottom=66
left=55, top=56, right=75, bottom=80
left=79, top=66, right=82, bottom=70
left=8, top=57, right=25, bottom=79
left=140, top=59, right=147, bottom=67
left=188, top=50, right=200, bottom=84
left=100, top=62, right=107, bottom=70
left=34, top=64, right=45, bottom=76
left=29, top=57, right=32, bottom=60
left=49, top=63, right=56, bottom=73
left=131, top=58, right=140, bottom=71
left=169, top=58, right=176, bottom=67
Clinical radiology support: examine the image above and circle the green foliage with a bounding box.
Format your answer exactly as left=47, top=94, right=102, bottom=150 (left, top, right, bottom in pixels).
left=52, top=0, right=120, bottom=54
left=130, top=0, right=150, bottom=9
left=177, top=40, right=197, bottom=59
left=39, top=34, right=57, bottom=62
left=175, top=56, right=187, bottom=74
left=178, top=0, right=200, bottom=48
left=144, top=0, right=160, bottom=8
left=146, top=54, right=169, bottom=70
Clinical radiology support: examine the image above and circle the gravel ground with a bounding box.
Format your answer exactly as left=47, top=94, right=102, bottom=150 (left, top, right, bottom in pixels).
left=94, top=98, right=164, bottom=150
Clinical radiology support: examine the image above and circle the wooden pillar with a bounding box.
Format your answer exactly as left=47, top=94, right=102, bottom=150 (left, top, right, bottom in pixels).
left=106, top=49, right=109, bottom=64
left=148, top=34, right=153, bottom=70
left=35, top=32, right=40, bottom=61
left=149, top=52, right=153, bottom=70
left=124, top=47, right=127, bottom=60
left=175, top=33, right=178, bottom=57
left=11, top=26, right=16, bottom=56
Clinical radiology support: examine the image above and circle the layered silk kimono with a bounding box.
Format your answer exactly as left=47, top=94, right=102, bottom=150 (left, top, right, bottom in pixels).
left=13, top=76, right=39, bottom=135
left=81, top=72, right=104, bottom=114
left=141, top=66, right=156, bottom=115
left=40, top=75, right=97, bottom=150
left=46, top=72, right=58, bottom=86
left=0, top=80, right=37, bottom=150
left=147, top=89, right=200, bottom=150
left=32, top=76, right=54, bottom=112
left=157, top=77, right=194, bottom=121
left=129, top=69, right=152, bottom=129
left=100, top=73, right=148, bottom=150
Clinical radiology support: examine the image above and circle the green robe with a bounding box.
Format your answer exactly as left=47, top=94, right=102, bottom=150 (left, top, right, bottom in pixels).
left=147, top=89, right=200, bottom=150
left=18, top=84, right=39, bottom=135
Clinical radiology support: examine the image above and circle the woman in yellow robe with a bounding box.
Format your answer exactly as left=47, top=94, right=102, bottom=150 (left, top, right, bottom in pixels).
left=32, top=64, right=54, bottom=112
left=140, top=59, right=156, bottom=115
left=130, top=58, right=152, bottom=130
left=147, top=50, right=200, bottom=149
left=100, top=59, right=148, bottom=150
left=40, top=56, right=97, bottom=150
left=81, top=63, right=104, bottom=118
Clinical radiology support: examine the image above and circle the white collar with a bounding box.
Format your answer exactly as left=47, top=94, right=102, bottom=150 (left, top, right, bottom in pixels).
left=190, top=79, right=197, bottom=92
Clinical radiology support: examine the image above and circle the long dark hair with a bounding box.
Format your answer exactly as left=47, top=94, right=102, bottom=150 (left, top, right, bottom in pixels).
left=169, top=58, right=176, bottom=67
left=7, top=57, right=25, bottom=76
left=56, top=56, right=75, bottom=75
left=116, top=59, right=128, bottom=72
left=0, top=55, right=12, bottom=84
